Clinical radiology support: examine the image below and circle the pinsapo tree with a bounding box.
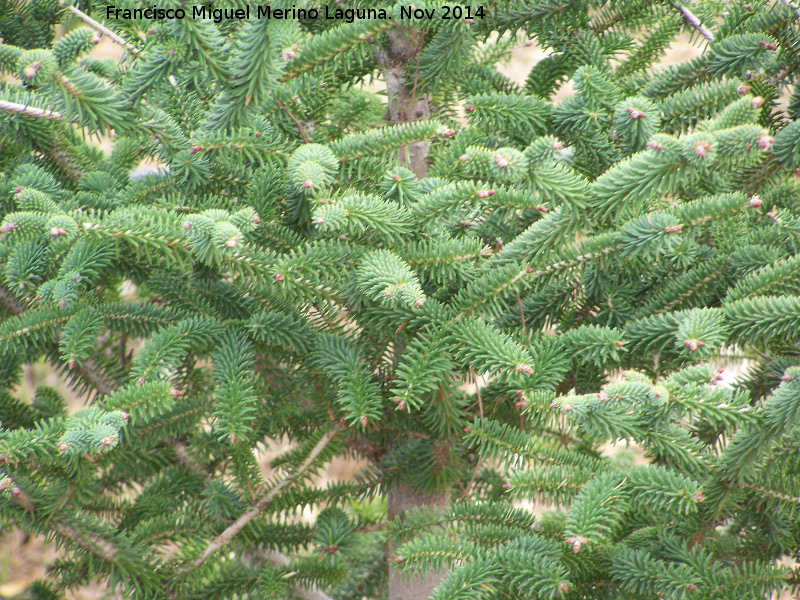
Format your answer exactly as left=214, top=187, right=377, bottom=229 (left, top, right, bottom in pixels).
left=2, top=0, right=800, bottom=598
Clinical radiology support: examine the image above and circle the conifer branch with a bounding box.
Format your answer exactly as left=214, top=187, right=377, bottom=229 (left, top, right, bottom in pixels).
left=0, top=100, right=66, bottom=121
left=61, top=3, right=143, bottom=57
left=184, top=423, right=343, bottom=573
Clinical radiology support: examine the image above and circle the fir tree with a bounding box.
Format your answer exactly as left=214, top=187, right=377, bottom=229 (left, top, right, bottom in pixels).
left=2, top=1, right=800, bottom=599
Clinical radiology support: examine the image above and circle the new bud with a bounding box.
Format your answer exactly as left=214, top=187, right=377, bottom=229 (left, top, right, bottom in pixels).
left=359, top=415, right=369, bottom=427
left=536, top=204, right=548, bottom=213
left=68, top=358, right=76, bottom=369
left=440, top=128, right=455, bottom=138
left=225, top=236, right=239, bottom=248
left=648, top=140, right=663, bottom=150
left=302, top=179, right=315, bottom=189
left=458, top=154, right=469, bottom=162
left=314, top=217, right=325, bottom=226
left=189, top=145, right=202, bottom=155
left=182, top=221, right=191, bottom=230
left=274, top=273, right=284, bottom=282
left=0, top=222, right=15, bottom=233
left=415, top=297, right=425, bottom=307
left=749, top=195, right=762, bottom=208
left=493, top=154, right=509, bottom=168
left=464, top=105, right=475, bottom=112
left=737, top=83, right=751, bottom=94
left=751, top=96, right=764, bottom=108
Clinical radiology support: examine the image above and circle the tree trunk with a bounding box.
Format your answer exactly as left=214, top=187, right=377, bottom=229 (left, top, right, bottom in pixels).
left=378, top=27, right=431, bottom=179
left=378, top=26, right=449, bottom=600
left=387, top=484, right=450, bottom=600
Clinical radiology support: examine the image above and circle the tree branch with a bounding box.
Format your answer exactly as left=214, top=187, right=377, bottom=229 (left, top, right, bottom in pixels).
left=0, top=100, right=65, bottom=121
left=184, top=423, right=343, bottom=573
left=62, top=3, right=143, bottom=57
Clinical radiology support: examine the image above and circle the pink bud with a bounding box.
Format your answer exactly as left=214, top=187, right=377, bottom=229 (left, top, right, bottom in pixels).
left=225, top=237, right=238, bottom=248
left=536, top=204, right=548, bottom=213
left=458, top=154, right=469, bottom=162
left=18, top=282, right=25, bottom=289
left=464, top=105, right=475, bottom=112
left=182, top=221, right=191, bottom=230
left=255, top=131, right=262, bottom=137
left=598, top=391, right=608, bottom=402
left=251, top=214, right=260, bottom=223
left=274, top=273, right=284, bottom=282
left=494, top=154, right=509, bottom=168
left=476, top=189, right=495, bottom=198
left=282, top=49, right=295, bottom=61
left=648, top=140, right=663, bottom=150
left=549, top=401, right=559, bottom=409
left=58, top=299, right=66, bottom=308
left=751, top=96, right=764, bottom=108
left=502, top=481, right=512, bottom=490
left=694, top=141, right=711, bottom=157
left=100, top=435, right=118, bottom=449
left=68, top=358, right=76, bottom=369
left=525, top=266, right=533, bottom=273
left=627, top=106, right=644, bottom=119
left=168, top=49, right=176, bottom=58
left=563, top=404, right=572, bottom=412
left=559, top=583, right=569, bottom=592
left=464, top=17, right=473, bottom=23
left=14, top=186, right=22, bottom=193
left=359, top=415, right=368, bottom=427
left=314, top=217, right=325, bottom=226
left=137, top=377, right=145, bottom=386
left=514, top=364, right=533, bottom=375
left=384, top=290, right=392, bottom=297
left=0, top=223, right=15, bottom=233
left=463, top=426, right=471, bottom=433
left=189, top=145, right=202, bottom=154
left=615, top=340, right=624, bottom=347
left=148, top=28, right=156, bottom=34
left=415, top=297, right=425, bottom=307
left=737, top=83, right=751, bottom=94
left=302, top=179, right=314, bottom=189
left=749, top=195, right=762, bottom=208
left=229, top=432, right=237, bottom=443
left=757, top=133, right=775, bottom=150
left=57, top=442, right=69, bottom=453
left=120, top=412, right=129, bottom=420
left=552, top=140, right=563, bottom=150
left=441, top=128, right=455, bottom=138
left=693, top=491, right=704, bottom=503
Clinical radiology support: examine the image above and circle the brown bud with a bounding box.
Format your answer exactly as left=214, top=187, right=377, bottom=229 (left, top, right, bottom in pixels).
left=502, top=481, right=512, bottom=490
left=464, top=105, right=475, bottom=112
left=360, top=415, right=368, bottom=427
left=441, top=128, right=455, bottom=138
left=476, top=189, right=495, bottom=198
left=737, top=83, right=751, bottom=94
left=189, top=145, right=202, bottom=154
left=68, top=358, right=76, bottom=369
left=536, top=204, right=548, bottom=213
left=274, top=273, right=284, bottom=282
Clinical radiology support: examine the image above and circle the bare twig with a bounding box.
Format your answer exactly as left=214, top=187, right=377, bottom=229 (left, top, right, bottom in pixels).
left=672, top=2, right=714, bottom=42
left=184, top=423, right=343, bottom=573
left=271, top=96, right=310, bottom=143
left=62, top=3, right=143, bottom=57
left=0, top=99, right=65, bottom=121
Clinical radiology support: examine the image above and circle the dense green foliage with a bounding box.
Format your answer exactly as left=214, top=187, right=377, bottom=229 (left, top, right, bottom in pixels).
left=2, top=0, right=800, bottom=598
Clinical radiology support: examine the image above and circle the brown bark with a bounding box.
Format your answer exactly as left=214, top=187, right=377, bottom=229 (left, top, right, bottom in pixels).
left=387, top=484, right=450, bottom=600
left=377, top=27, right=431, bottom=179
left=377, top=25, right=449, bottom=600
